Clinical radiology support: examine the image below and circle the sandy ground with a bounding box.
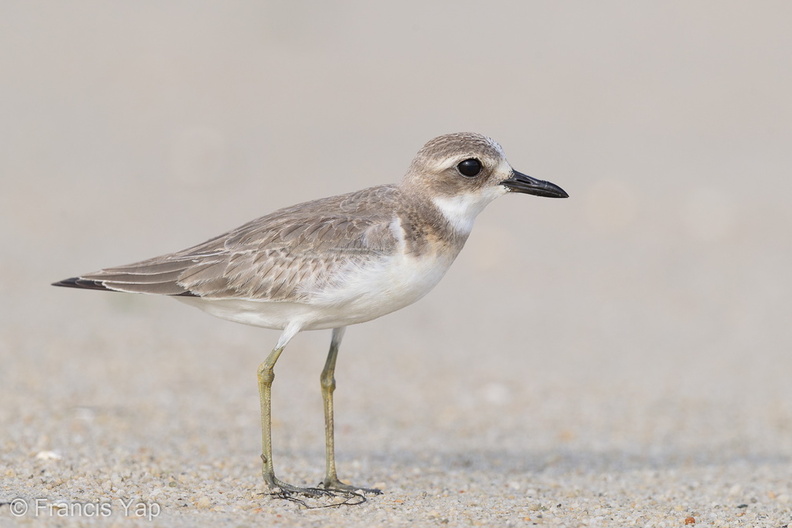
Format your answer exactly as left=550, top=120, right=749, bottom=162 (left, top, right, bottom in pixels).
left=2, top=2, right=792, bottom=527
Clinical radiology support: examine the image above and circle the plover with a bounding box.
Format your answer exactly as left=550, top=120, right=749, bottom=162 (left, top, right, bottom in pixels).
left=53, top=132, right=568, bottom=497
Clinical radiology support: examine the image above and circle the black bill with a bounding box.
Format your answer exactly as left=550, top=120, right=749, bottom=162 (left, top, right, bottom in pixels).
left=501, top=170, right=568, bottom=198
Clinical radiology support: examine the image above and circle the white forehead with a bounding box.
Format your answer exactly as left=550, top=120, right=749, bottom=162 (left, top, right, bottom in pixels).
left=487, top=137, right=506, bottom=157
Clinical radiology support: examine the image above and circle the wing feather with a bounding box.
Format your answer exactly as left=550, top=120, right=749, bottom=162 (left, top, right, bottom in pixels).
left=57, top=185, right=404, bottom=301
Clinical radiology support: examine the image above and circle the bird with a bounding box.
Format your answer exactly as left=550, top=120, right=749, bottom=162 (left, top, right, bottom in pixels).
left=53, top=132, right=568, bottom=498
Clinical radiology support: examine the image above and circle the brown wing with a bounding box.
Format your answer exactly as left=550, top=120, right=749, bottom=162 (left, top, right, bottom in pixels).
left=53, top=185, right=402, bottom=301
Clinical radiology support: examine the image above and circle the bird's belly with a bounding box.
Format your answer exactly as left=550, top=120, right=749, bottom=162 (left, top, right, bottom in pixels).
left=176, top=251, right=455, bottom=331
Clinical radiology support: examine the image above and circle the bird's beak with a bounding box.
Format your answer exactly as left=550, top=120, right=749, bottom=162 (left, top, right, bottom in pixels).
left=501, top=170, right=569, bottom=198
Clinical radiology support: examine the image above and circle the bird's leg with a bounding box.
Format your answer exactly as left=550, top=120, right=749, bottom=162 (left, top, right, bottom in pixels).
left=257, top=346, right=288, bottom=489
left=258, top=340, right=328, bottom=497
left=319, top=327, right=381, bottom=495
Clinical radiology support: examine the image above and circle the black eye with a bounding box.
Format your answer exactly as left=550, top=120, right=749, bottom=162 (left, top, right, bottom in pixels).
left=457, top=158, right=482, bottom=177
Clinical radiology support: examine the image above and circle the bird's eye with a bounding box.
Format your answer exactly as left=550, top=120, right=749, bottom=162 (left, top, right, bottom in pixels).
left=457, top=158, right=482, bottom=177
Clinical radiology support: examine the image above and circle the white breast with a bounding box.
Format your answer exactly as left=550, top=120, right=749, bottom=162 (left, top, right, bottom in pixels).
left=310, top=247, right=454, bottom=324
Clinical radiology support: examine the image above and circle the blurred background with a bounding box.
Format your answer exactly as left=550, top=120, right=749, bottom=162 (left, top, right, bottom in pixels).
left=1, top=1, right=791, bottom=517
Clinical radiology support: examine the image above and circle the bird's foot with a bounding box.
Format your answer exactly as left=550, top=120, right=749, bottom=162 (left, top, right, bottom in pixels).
left=263, top=475, right=375, bottom=507
left=266, top=477, right=331, bottom=498
left=320, top=477, right=382, bottom=496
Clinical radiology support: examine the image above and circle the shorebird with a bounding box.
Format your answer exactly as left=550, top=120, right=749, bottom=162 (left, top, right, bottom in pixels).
left=53, top=132, right=568, bottom=498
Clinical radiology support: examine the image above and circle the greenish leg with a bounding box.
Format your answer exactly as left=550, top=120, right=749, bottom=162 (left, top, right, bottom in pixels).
left=257, top=336, right=328, bottom=496
left=319, top=327, right=381, bottom=494
left=257, top=345, right=285, bottom=490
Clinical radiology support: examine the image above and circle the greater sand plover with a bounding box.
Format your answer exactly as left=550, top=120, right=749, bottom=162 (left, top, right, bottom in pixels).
left=53, top=132, right=568, bottom=498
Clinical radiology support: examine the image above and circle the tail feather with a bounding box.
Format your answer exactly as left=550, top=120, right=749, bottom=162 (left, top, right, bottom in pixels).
left=52, top=276, right=197, bottom=297
left=52, top=277, right=114, bottom=292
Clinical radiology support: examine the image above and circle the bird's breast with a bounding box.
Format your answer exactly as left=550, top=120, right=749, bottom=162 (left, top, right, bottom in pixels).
left=309, top=248, right=457, bottom=322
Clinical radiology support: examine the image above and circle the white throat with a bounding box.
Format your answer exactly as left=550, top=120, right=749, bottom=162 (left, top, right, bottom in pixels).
left=432, top=189, right=503, bottom=235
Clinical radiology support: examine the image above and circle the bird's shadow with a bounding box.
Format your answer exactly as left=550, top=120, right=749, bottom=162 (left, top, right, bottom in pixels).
left=357, top=446, right=788, bottom=480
